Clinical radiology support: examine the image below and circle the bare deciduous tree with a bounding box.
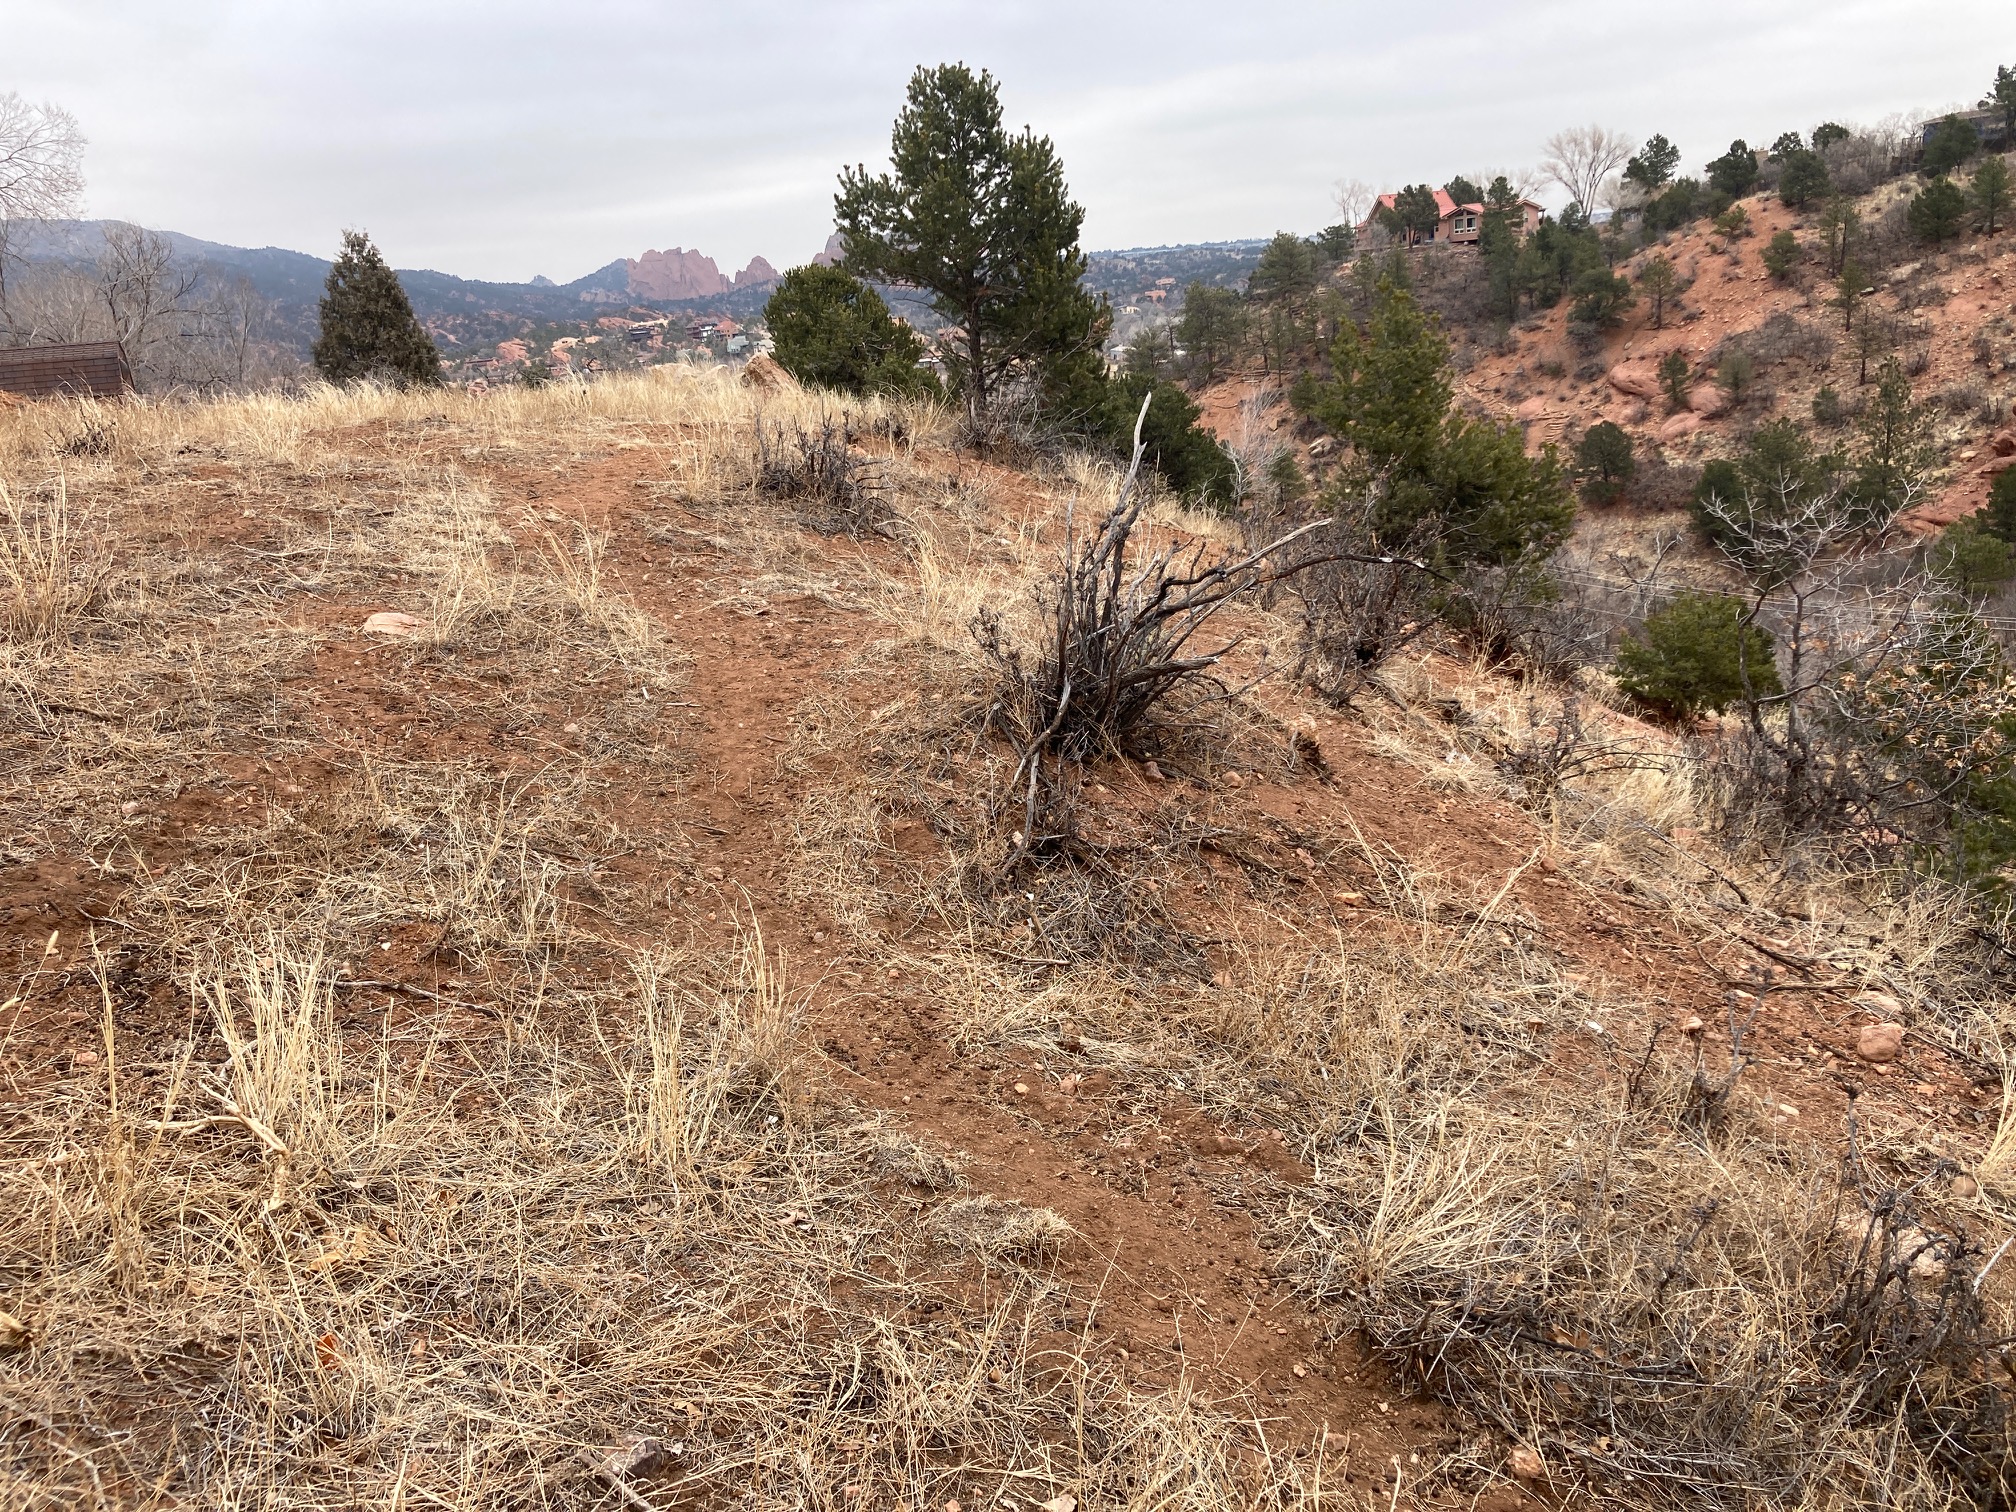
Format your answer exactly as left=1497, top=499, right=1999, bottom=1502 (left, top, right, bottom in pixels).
left=1693, top=477, right=2016, bottom=862
left=95, top=223, right=198, bottom=368
left=1, top=222, right=296, bottom=392
left=0, top=93, right=86, bottom=310
left=1332, top=178, right=1375, bottom=229
left=1540, top=125, right=1635, bottom=214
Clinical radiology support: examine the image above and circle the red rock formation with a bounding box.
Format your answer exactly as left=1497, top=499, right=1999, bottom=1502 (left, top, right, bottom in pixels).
left=811, top=232, right=845, bottom=267
left=733, top=257, right=780, bottom=290
left=626, top=248, right=732, bottom=302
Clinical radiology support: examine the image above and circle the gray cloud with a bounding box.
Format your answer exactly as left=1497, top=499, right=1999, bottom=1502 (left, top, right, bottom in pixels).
left=6, top=0, right=2004, bottom=280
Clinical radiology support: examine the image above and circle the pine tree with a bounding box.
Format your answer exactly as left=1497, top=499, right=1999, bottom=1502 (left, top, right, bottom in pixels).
left=1921, top=115, right=1979, bottom=176
left=1777, top=149, right=1830, bottom=208
left=1638, top=253, right=1679, bottom=327
left=1907, top=176, right=1968, bottom=245
left=1705, top=140, right=1760, bottom=198
left=1973, top=154, right=2012, bottom=234
left=1623, top=134, right=1680, bottom=192
left=1851, top=356, right=1936, bottom=525
left=312, top=231, right=441, bottom=387
left=764, top=264, right=930, bottom=396
left=1574, top=421, right=1636, bottom=504
left=1176, top=283, right=1247, bottom=383
left=1300, top=280, right=1574, bottom=565
left=834, top=64, right=1107, bottom=430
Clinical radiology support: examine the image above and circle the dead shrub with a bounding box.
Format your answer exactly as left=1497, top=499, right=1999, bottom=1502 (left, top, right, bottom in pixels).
left=755, top=414, right=891, bottom=535
left=1286, top=502, right=1439, bottom=708
left=1496, top=694, right=1666, bottom=804
left=976, top=399, right=1329, bottom=779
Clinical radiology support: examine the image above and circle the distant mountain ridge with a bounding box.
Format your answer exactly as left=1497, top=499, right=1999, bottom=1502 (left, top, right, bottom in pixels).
left=4, top=221, right=788, bottom=337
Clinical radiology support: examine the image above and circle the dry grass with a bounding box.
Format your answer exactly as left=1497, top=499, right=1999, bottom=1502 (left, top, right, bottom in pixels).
left=6, top=929, right=1351, bottom=1510
left=0, top=374, right=1392, bottom=1512
left=783, top=467, right=2016, bottom=1507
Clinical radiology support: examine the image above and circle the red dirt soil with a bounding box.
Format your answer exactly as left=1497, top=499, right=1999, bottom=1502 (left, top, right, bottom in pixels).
left=6, top=419, right=2002, bottom=1500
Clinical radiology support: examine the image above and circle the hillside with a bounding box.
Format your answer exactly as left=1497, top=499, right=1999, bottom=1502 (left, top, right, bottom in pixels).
left=1460, top=182, right=2015, bottom=532
left=2, top=370, right=2010, bottom=1508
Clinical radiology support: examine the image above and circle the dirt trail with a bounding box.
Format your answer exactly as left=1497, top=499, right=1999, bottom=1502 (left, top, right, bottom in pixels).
left=589, top=481, right=1430, bottom=1458
left=552, top=436, right=2000, bottom=1454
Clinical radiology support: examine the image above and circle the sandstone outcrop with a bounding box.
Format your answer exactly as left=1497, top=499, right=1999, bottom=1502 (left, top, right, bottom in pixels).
left=626, top=248, right=732, bottom=302
left=1606, top=360, right=1662, bottom=401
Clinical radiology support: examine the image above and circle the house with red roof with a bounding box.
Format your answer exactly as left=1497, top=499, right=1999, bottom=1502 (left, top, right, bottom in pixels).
left=1362, top=189, right=1545, bottom=247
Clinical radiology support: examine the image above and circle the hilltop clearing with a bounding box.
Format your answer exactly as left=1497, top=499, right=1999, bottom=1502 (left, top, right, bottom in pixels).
left=2, top=370, right=2011, bottom=1508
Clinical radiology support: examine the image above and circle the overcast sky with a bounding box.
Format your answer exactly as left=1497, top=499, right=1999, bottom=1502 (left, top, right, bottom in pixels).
left=6, top=1, right=2006, bottom=282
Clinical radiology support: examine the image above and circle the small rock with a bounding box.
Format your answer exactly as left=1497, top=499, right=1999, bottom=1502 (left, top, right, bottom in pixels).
left=1058, top=1073, right=1081, bottom=1095
left=703, top=866, right=725, bottom=882
left=361, top=611, right=428, bottom=638
left=740, top=353, right=800, bottom=393
left=1855, top=1023, right=1904, bottom=1064
left=1291, top=1363, right=1308, bottom=1378
left=1334, top=890, right=1365, bottom=906
left=1219, top=771, right=1244, bottom=790
left=598, top=1435, right=680, bottom=1480
left=812, top=930, right=827, bottom=943
left=1954, top=1174, right=1980, bottom=1200
left=120, top=800, right=142, bottom=816
left=74, top=1049, right=100, bottom=1066
left=0, top=1308, right=28, bottom=1349
left=1680, top=1014, right=1705, bottom=1036
left=1141, top=760, right=1165, bottom=783
left=1508, top=1446, right=1546, bottom=1482
left=562, top=721, right=580, bottom=734
left=1012, top=1082, right=1030, bottom=1096
left=1657, top=411, right=1703, bottom=443
left=1037, top=1497, right=1076, bottom=1512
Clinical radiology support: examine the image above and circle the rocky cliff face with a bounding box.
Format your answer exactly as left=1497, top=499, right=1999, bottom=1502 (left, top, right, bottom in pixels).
left=624, top=249, right=781, bottom=300
left=626, top=248, right=731, bottom=302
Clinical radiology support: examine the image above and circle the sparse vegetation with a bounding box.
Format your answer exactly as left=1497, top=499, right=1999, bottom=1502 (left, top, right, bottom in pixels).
left=14, top=58, right=2016, bottom=1512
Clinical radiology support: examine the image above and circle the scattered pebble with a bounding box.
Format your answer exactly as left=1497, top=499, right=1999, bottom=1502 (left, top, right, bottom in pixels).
left=1508, top=1446, right=1546, bottom=1482
left=361, top=611, right=427, bottom=638
left=563, top=721, right=580, bottom=734
left=74, top=1049, right=100, bottom=1067
left=704, top=867, right=725, bottom=882
left=1954, top=1174, right=1980, bottom=1199
left=1012, top=1082, right=1030, bottom=1096
left=1141, top=760, right=1165, bottom=783
left=1855, top=1022, right=1904, bottom=1064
